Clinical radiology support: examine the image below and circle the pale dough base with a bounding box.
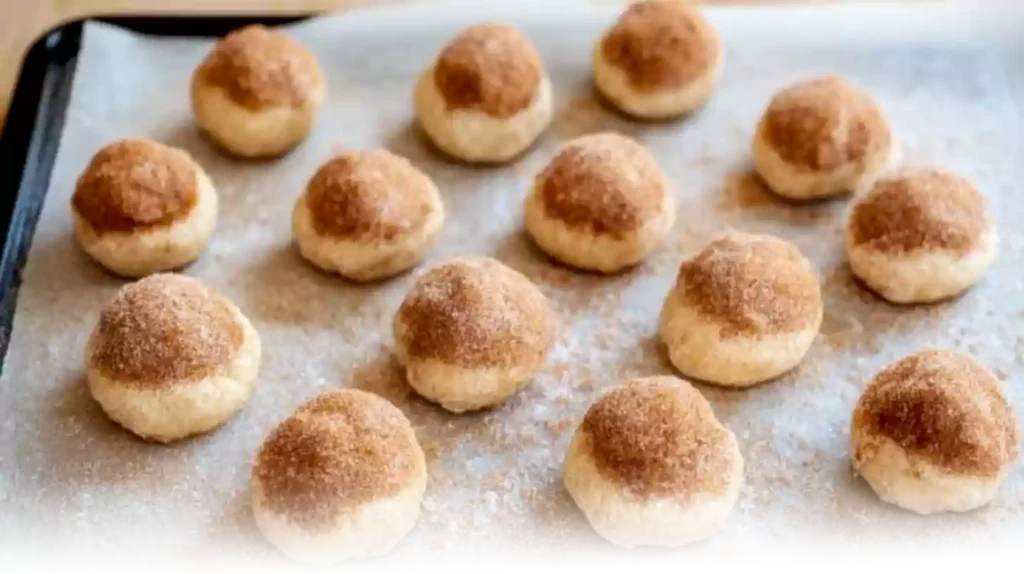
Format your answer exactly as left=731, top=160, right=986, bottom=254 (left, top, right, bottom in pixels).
left=191, top=80, right=323, bottom=158
left=846, top=229, right=997, bottom=304
left=414, top=68, right=552, bottom=164
left=292, top=191, right=446, bottom=282
left=523, top=183, right=675, bottom=273
left=851, top=428, right=1004, bottom=514
left=752, top=122, right=897, bottom=201
left=251, top=472, right=426, bottom=565
left=658, top=289, right=821, bottom=387
left=73, top=171, right=218, bottom=278
left=591, top=45, right=722, bottom=120
left=86, top=303, right=261, bottom=443
left=562, top=429, right=743, bottom=548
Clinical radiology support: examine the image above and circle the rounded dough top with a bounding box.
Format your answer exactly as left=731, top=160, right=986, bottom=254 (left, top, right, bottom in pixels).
left=254, top=389, right=425, bottom=529
left=581, top=376, right=736, bottom=500
left=849, top=169, right=989, bottom=255
left=193, top=24, right=324, bottom=110
left=600, top=0, right=720, bottom=91
left=676, top=232, right=821, bottom=338
left=853, top=349, right=1019, bottom=477
left=305, top=150, right=437, bottom=242
left=396, top=256, right=553, bottom=368
left=72, top=139, right=199, bottom=235
left=433, top=23, right=543, bottom=118
left=89, top=274, right=244, bottom=387
left=535, top=133, right=668, bottom=237
left=760, top=76, right=890, bottom=171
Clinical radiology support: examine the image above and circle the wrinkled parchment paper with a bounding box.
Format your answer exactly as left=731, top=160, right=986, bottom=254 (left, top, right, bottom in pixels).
left=2, top=1, right=1024, bottom=564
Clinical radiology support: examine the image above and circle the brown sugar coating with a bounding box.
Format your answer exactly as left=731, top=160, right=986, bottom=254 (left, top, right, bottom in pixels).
left=536, top=133, right=668, bottom=237
left=254, top=389, right=425, bottom=530
left=89, top=274, right=244, bottom=386
left=601, top=0, right=720, bottom=91
left=853, top=349, right=1019, bottom=476
left=849, top=169, right=989, bottom=255
left=760, top=76, right=890, bottom=171
left=193, top=24, right=324, bottom=110
left=433, top=24, right=543, bottom=118
left=72, top=139, right=199, bottom=235
left=581, top=376, right=736, bottom=500
left=305, top=150, right=437, bottom=241
left=396, top=257, right=554, bottom=368
left=678, top=232, right=822, bottom=338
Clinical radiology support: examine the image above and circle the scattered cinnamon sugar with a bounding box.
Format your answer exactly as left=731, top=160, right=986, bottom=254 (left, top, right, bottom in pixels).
left=72, top=139, right=198, bottom=235
left=759, top=76, right=890, bottom=171
left=193, top=25, right=324, bottom=110
left=89, top=274, right=243, bottom=386
left=305, top=150, right=439, bottom=241
left=852, top=349, right=1020, bottom=476
left=581, top=376, right=737, bottom=500
left=677, top=232, right=822, bottom=338
left=535, top=133, right=667, bottom=237
left=601, top=0, right=720, bottom=91
left=254, top=389, right=425, bottom=530
left=396, top=256, right=554, bottom=368
left=849, top=169, right=989, bottom=254
left=433, top=24, right=542, bottom=118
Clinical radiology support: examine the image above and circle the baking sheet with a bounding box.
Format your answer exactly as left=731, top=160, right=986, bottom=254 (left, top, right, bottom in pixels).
left=2, top=0, right=1024, bottom=563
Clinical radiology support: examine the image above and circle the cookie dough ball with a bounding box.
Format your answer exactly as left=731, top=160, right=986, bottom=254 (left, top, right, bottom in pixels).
left=593, top=0, right=722, bottom=119
left=563, top=376, right=743, bottom=548
left=659, top=233, right=822, bottom=387
left=252, top=389, right=426, bottom=564
left=851, top=349, right=1020, bottom=514
left=393, top=256, right=554, bottom=413
left=71, top=139, right=218, bottom=278
left=753, top=76, right=894, bottom=200
left=414, top=24, right=552, bottom=164
left=192, top=25, right=325, bottom=158
left=846, top=169, right=996, bottom=304
left=293, top=150, right=445, bottom=281
left=525, top=133, right=674, bottom=273
left=85, top=274, right=260, bottom=443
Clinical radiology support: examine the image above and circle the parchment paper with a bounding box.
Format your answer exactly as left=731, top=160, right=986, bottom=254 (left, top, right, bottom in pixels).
left=3, top=0, right=1024, bottom=563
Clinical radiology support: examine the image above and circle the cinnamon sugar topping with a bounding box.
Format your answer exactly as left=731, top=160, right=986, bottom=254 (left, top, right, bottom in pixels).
left=760, top=76, right=890, bottom=171
left=582, top=376, right=737, bottom=500
left=194, top=25, right=324, bottom=110
left=396, top=256, right=554, bottom=368
left=849, top=169, right=989, bottom=254
left=536, top=133, right=668, bottom=237
left=433, top=24, right=543, bottom=118
left=602, top=0, right=720, bottom=91
left=305, top=150, right=438, bottom=241
left=254, top=389, right=425, bottom=530
left=678, top=232, right=822, bottom=338
left=853, top=349, right=1019, bottom=476
left=89, top=274, right=243, bottom=386
left=72, top=139, right=198, bottom=235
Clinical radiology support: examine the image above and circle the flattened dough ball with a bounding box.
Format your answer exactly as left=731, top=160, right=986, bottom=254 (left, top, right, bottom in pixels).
left=851, top=349, right=1020, bottom=514
left=753, top=76, right=894, bottom=200
left=393, top=256, right=554, bottom=413
left=846, top=168, right=996, bottom=304
left=594, top=0, right=722, bottom=119
left=659, top=233, right=822, bottom=387
left=293, top=150, right=445, bottom=281
left=192, top=25, right=325, bottom=158
left=563, top=376, right=743, bottom=548
left=72, top=138, right=218, bottom=278
left=252, top=390, right=427, bottom=564
left=86, top=273, right=260, bottom=443
left=525, top=133, right=675, bottom=273
left=415, top=24, right=553, bottom=164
